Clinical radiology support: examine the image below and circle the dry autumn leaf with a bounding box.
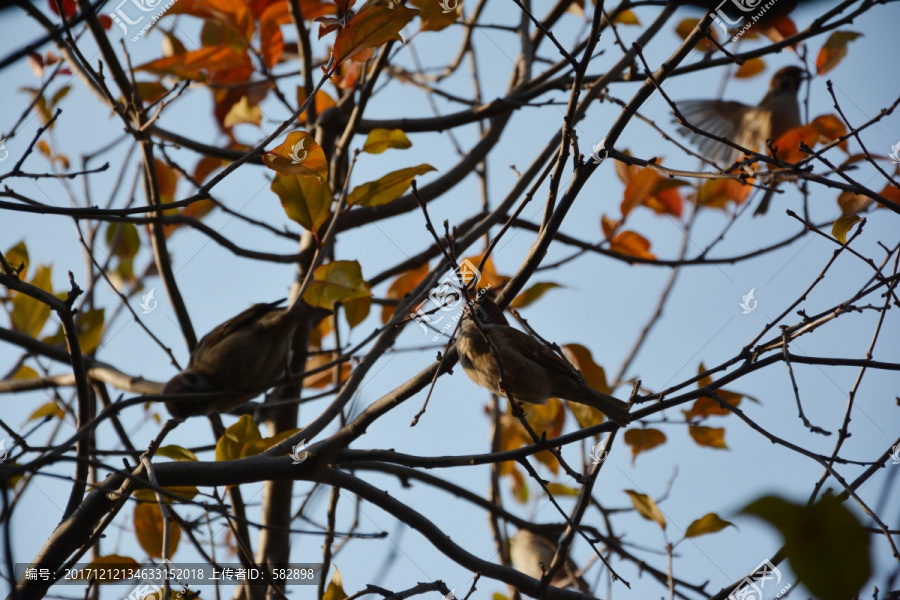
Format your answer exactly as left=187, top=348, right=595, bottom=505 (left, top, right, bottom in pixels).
left=332, top=6, right=419, bottom=65
left=263, top=131, right=328, bottom=181
left=303, top=260, right=371, bottom=309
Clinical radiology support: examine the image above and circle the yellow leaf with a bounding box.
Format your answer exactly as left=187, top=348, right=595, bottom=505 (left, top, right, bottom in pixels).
left=674, top=18, right=716, bottom=52
left=134, top=486, right=199, bottom=504
left=263, top=131, right=329, bottom=181
left=816, top=31, right=863, bottom=75
left=545, top=482, right=579, bottom=496
left=10, top=264, right=52, bottom=337
left=609, top=230, right=655, bottom=260
left=362, top=128, right=412, bottom=154
left=75, top=308, right=105, bottom=354
left=511, top=282, right=562, bottom=309
left=613, top=9, right=639, bottom=25
left=332, top=6, right=419, bottom=65
left=28, top=401, right=65, bottom=422
left=304, top=260, right=371, bottom=310
left=322, top=566, right=348, bottom=600
left=343, top=295, right=371, bottom=329
left=347, top=164, right=436, bottom=207
left=688, top=425, right=728, bottom=449
left=156, top=445, right=198, bottom=461
left=12, top=366, right=39, bottom=380
left=624, top=489, right=666, bottom=529
left=408, top=0, right=459, bottom=32
left=223, top=96, right=262, bottom=128
left=133, top=503, right=180, bottom=558
left=623, top=428, right=666, bottom=464
left=271, top=173, right=333, bottom=232
left=4, top=241, right=29, bottom=275
left=685, top=512, right=735, bottom=538
left=734, top=57, right=766, bottom=78
left=215, top=414, right=263, bottom=461
left=832, top=215, right=861, bottom=244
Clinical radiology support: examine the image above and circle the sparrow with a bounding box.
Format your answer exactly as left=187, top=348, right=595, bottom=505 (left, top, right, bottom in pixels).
left=456, top=296, right=632, bottom=427
left=678, top=66, right=807, bottom=215
left=510, top=529, right=590, bottom=594
left=163, top=299, right=331, bottom=418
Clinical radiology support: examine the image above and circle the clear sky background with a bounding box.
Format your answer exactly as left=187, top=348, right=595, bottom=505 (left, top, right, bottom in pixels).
left=1, top=0, right=899, bottom=598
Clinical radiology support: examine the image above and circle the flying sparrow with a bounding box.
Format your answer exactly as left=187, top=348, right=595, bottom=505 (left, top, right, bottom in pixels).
left=163, top=299, right=330, bottom=418
left=456, top=296, right=632, bottom=427
left=510, top=529, right=590, bottom=594
left=678, top=66, right=807, bottom=215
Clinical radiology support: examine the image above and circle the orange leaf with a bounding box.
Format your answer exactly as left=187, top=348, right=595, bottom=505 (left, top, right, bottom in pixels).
left=460, top=254, right=509, bottom=290
left=811, top=114, right=848, bottom=151
left=816, top=31, right=863, bottom=75
left=688, top=425, right=728, bottom=449
left=134, top=504, right=180, bottom=558
left=675, top=18, right=716, bottom=52
left=168, top=0, right=254, bottom=40
left=136, top=46, right=251, bottom=82
left=332, top=5, right=419, bottom=65
left=624, top=428, right=666, bottom=464
left=408, top=0, right=458, bottom=32
left=381, top=262, right=430, bottom=324
left=263, top=131, right=329, bottom=181
left=304, top=352, right=352, bottom=388
left=761, top=16, right=798, bottom=46
left=621, top=167, right=658, bottom=217
left=734, top=57, right=765, bottom=79
left=772, top=124, right=818, bottom=163
left=259, top=1, right=291, bottom=68
left=837, top=191, right=872, bottom=216
left=296, top=88, right=337, bottom=125
left=562, top=344, right=609, bottom=394
left=609, top=230, right=655, bottom=260
left=696, top=177, right=752, bottom=210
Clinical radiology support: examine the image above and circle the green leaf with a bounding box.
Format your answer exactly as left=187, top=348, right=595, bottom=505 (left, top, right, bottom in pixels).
left=4, top=241, right=29, bottom=275
left=157, top=445, right=198, bottom=462
left=362, top=128, right=411, bottom=154
left=685, top=512, right=735, bottom=538
left=347, top=164, right=435, bottom=207
left=10, top=264, right=52, bottom=337
left=216, top=415, right=263, bottom=461
left=832, top=215, right=861, bottom=244
left=303, top=260, right=371, bottom=310
left=741, top=493, right=870, bottom=600
left=105, top=223, right=140, bottom=261
left=271, top=173, right=333, bottom=232
left=545, top=482, right=579, bottom=496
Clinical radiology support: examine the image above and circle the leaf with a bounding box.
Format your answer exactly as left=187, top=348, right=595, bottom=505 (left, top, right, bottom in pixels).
left=623, top=428, right=666, bottom=464
left=154, top=159, right=179, bottom=204
left=156, top=445, right=198, bottom=462
left=263, top=131, right=329, bottom=181
left=675, top=18, right=716, bottom=52
left=772, top=124, right=818, bottom=163
left=811, top=114, right=848, bottom=151
left=545, top=483, right=580, bottom=496
left=837, top=191, right=872, bottom=215
left=613, top=9, right=639, bottom=25
left=362, top=128, right=412, bottom=154
left=259, top=0, right=291, bottom=67
left=271, top=174, right=333, bottom=233
left=696, top=177, right=753, bottom=209
left=322, top=566, right=348, bottom=600
left=28, top=401, right=65, bottom=422
left=685, top=513, right=735, bottom=538
left=105, top=223, right=140, bottom=262
left=832, top=215, right=861, bottom=244
left=511, top=282, right=562, bottom=309
left=621, top=167, right=658, bottom=217
left=74, top=308, right=105, bottom=354
left=687, top=363, right=743, bottom=418
left=79, top=556, right=140, bottom=582
left=408, top=0, right=458, bottom=32
left=343, top=296, right=371, bottom=329
left=193, top=156, right=225, bottom=184
left=562, top=344, right=609, bottom=393
left=5, top=241, right=29, bottom=275
left=296, top=88, right=337, bottom=124
left=134, top=485, right=199, bottom=503
left=741, top=494, right=870, bottom=600
left=381, top=262, right=430, bottom=324
left=223, top=96, right=262, bottom=128
left=608, top=230, right=655, bottom=260
left=241, top=427, right=303, bottom=457
left=134, top=503, right=180, bottom=558
left=347, top=164, right=436, bottom=207
left=459, top=254, right=509, bottom=290
left=332, top=5, right=419, bottom=65
left=215, top=414, right=263, bottom=461
left=734, top=57, right=766, bottom=78
left=136, top=46, right=251, bottom=81
left=624, top=490, right=666, bottom=529
left=304, top=352, right=353, bottom=389
left=688, top=425, right=728, bottom=449
left=12, top=366, right=39, bottom=380
left=168, top=0, right=255, bottom=41
left=303, top=260, right=371, bottom=310
left=816, top=31, right=863, bottom=75
left=10, top=264, right=52, bottom=338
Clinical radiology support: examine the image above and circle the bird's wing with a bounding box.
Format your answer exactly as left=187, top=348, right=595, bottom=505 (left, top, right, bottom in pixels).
left=503, top=327, right=586, bottom=384
left=677, top=100, right=754, bottom=165
left=194, top=300, right=286, bottom=357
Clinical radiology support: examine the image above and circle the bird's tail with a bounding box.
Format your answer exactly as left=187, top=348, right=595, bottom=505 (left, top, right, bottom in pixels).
left=580, top=388, right=632, bottom=427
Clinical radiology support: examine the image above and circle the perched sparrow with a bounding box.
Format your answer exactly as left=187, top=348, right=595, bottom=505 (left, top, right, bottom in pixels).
left=457, top=296, right=632, bottom=427
left=510, top=529, right=590, bottom=593
left=163, top=299, right=330, bottom=418
left=678, top=66, right=807, bottom=215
